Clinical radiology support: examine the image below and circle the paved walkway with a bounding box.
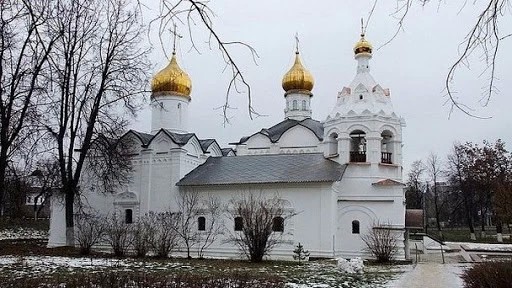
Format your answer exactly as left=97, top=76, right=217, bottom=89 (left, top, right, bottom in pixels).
left=387, top=263, right=467, bottom=288
left=388, top=242, right=512, bottom=287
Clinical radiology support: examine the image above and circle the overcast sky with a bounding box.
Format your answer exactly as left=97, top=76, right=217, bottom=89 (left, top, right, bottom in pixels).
left=132, top=1, right=512, bottom=172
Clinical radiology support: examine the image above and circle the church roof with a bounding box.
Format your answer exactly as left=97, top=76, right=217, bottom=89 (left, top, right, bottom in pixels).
left=125, top=130, right=230, bottom=154
left=221, top=148, right=236, bottom=156
left=232, top=118, right=324, bottom=144
left=199, top=139, right=216, bottom=151
left=177, top=153, right=346, bottom=186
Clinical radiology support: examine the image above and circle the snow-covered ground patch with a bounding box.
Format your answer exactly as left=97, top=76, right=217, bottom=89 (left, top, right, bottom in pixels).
left=0, top=227, right=48, bottom=240
left=336, top=257, right=364, bottom=274
left=447, top=242, right=512, bottom=252
left=0, top=254, right=404, bottom=288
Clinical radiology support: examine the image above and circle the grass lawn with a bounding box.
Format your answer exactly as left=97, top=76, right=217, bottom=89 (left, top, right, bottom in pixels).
left=429, top=227, right=512, bottom=243
left=0, top=238, right=405, bottom=288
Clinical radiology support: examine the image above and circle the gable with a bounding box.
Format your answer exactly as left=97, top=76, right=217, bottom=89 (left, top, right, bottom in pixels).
left=279, top=125, right=321, bottom=148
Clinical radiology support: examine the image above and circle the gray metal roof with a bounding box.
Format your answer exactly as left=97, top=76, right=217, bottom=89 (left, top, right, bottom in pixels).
left=221, top=148, right=236, bottom=156
left=232, top=118, right=324, bottom=144
left=177, top=153, right=346, bottom=186
left=199, top=139, right=216, bottom=151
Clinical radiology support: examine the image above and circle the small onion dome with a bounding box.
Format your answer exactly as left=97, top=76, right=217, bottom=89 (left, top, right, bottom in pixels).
left=354, top=34, right=373, bottom=55
left=151, top=53, right=192, bottom=98
left=282, top=52, right=314, bottom=93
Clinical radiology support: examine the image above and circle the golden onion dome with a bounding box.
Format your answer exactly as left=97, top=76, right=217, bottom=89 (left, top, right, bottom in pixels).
left=151, top=53, right=191, bottom=98
left=282, top=52, right=314, bottom=93
left=354, top=33, right=373, bottom=56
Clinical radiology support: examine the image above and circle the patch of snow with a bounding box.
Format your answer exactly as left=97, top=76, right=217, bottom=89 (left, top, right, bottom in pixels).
left=447, top=242, right=512, bottom=252
left=336, top=257, right=364, bottom=274
left=0, top=228, right=48, bottom=240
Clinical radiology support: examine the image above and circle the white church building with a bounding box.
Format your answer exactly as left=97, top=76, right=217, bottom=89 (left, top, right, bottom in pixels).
left=48, top=32, right=407, bottom=260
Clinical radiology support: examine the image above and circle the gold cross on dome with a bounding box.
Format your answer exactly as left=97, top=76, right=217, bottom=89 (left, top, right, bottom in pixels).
left=171, top=24, right=183, bottom=54
left=295, top=32, right=300, bottom=53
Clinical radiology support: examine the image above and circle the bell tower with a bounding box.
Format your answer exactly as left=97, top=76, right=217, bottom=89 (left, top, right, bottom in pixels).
left=323, top=30, right=405, bottom=170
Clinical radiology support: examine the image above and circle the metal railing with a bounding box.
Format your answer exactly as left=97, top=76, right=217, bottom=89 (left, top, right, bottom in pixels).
left=381, top=152, right=392, bottom=164
left=350, top=151, right=366, bottom=162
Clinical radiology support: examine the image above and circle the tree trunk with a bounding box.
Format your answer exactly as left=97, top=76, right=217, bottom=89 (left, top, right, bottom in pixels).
left=464, top=194, right=476, bottom=240
left=65, top=188, right=75, bottom=246
left=0, top=152, right=8, bottom=216
left=434, top=188, right=443, bottom=240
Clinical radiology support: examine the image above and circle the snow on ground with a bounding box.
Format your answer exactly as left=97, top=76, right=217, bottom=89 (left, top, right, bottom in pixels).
left=0, top=254, right=404, bottom=288
left=0, top=227, right=48, bottom=240
left=446, top=242, right=512, bottom=252
left=385, top=263, right=469, bottom=288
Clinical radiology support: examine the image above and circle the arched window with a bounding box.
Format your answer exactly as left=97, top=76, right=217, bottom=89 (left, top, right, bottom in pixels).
left=198, top=216, right=206, bottom=231
left=292, top=100, right=298, bottom=110
left=272, top=217, right=284, bottom=232
left=328, top=132, right=338, bottom=156
left=352, top=220, right=360, bottom=234
left=302, top=100, right=307, bottom=110
left=125, top=209, right=133, bottom=224
left=381, top=130, right=393, bottom=164
left=350, top=130, right=366, bottom=162
left=234, top=216, right=243, bottom=231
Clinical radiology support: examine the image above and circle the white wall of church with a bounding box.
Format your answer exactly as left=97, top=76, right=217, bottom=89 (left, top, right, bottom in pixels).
left=180, top=182, right=337, bottom=260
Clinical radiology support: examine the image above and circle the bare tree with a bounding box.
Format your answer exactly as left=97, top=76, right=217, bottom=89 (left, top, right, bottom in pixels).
left=361, top=222, right=399, bottom=263
left=0, top=0, right=59, bottom=216
left=228, top=194, right=294, bottom=263
left=197, top=194, right=224, bottom=259
left=41, top=0, right=150, bottom=246
left=30, top=159, right=60, bottom=220
left=175, top=190, right=200, bottom=259
left=426, top=153, right=445, bottom=239
left=447, top=142, right=477, bottom=240
left=153, top=0, right=259, bottom=124
left=385, top=0, right=511, bottom=117
left=405, top=160, right=425, bottom=209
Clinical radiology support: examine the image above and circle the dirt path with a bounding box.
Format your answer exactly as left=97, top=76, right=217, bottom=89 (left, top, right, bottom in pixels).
left=387, top=263, right=467, bottom=288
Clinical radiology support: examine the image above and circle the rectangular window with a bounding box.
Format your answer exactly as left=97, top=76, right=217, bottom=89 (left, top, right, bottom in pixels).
left=198, top=216, right=206, bottom=231
left=234, top=217, right=243, bottom=231
left=125, top=209, right=133, bottom=224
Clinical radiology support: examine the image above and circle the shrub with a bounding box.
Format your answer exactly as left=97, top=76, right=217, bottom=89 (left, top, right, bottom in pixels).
left=132, top=214, right=151, bottom=257
left=103, top=213, right=133, bottom=257
left=361, top=223, right=399, bottom=263
left=462, top=261, right=512, bottom=288
left=75, top=213, right=105, bottom=255
left=147, top=211, right=180, bottom=258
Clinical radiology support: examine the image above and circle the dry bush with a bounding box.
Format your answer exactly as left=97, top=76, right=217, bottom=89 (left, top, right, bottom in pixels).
left=462, top=261, right=512, bottom=288
left=361, top=223, right=399, bottom=263
left=146, top=211, right=180, bottom=258
left=103, top=213, right=133, bottom=257
left=228, top=194, right=295, bottom=262
left=132, top=214, right=151, bottom=257
left=74, top=213, right=105, bottom=255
